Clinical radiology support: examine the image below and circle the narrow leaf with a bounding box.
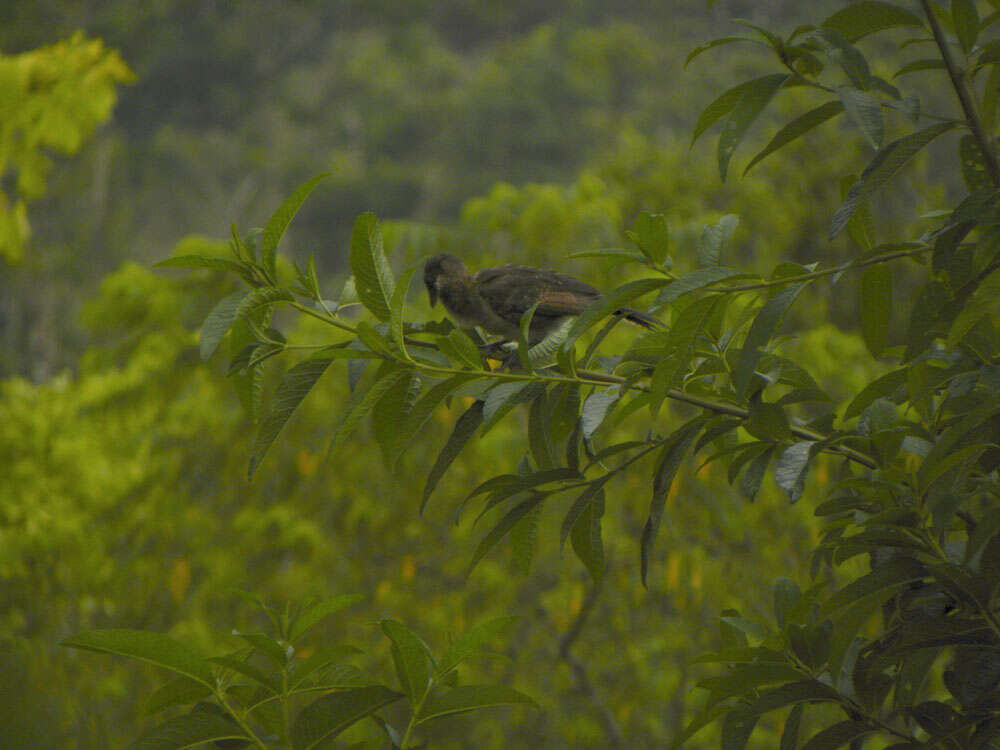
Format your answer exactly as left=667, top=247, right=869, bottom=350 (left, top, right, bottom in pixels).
left=380, top=619, right=431, bottom=703
left=249, top=355, right=335, bottom=477
left=439, top=616, right=519, bottom=677
left=822, top=1, right=925, bottom=42
left=692, top=78, right=761, bottom=146
left=561, top=278, right=669, bottom=353
left=291, top=685, right=402, bottom=750
left=469, top=495, right=546, bottom=575
left=718, top=74, right=790, bottom=181
left=570, top=491, right=606, bottom=583
left=416, top=685, right=536, bottom=724
left=62, top=630, right=213, bottom=687
left=261, top=173, right=330, bottom=278
left=838, top=87, right=883, bottom=149
left=129, top=706, right=245, bottom=750
left=329, top=366, right=409, bottom=450
left=350, top=212, right=395, bottom=322
left=745, top=101, right=844, bottom=174
left=422, top=400, right=485, bottom=513
left=200, top=291, right=248, bottom=361
left=860, top=264, right=892, bottom=356
left=732, top=284, right=806, bottom=397
left=774, top=441, right=815, bottom=503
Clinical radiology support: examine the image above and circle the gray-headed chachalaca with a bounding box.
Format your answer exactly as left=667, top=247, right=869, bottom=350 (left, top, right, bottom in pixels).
left=423, top=253, right=661, bottom=343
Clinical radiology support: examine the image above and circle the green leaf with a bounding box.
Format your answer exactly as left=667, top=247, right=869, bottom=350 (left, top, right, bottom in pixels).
left=289, top=594, right=365, bottom=642
left=435, top=328, right=482, bottom=369
left=261, top=173, right=330, bottom=278
left=822, top=1, right=925, bottom=42
left=510, top=501, right=540, bottom=574
left=560, top=478, right=610, bottom=549
left=380, top=619, right=432, bottom=703
left=129, top=705, right=246, bottom=750
left=349, top=212, right=395, bottom=322
left=389, top=264, right=418, bottom=356
left=289, top=644, right=365, bottom=689
left=469, top=495, right=546, bottom=575
left=718, top=74, right=790, bottom=181
left=801, top=720, right=873, bottom=750
left=248, top=355, right=336, bottom=477
left=685, top=36, right=763, bottom=69
left=843, top=368, right=906, bottom=419
left=200, top=291, right=248, bottom=361
left=483, top=381, right=542, bottom=434
left=439, top=616, right=519, bottom=677
left=773, top=578, right=802, bottom=628
left=641, top=420, right=703, bottom=585
left=329, top=365, right=409, bottom=450
left=692, top=78, right=761, bottom=145
left=809, top=28, right=871, bottom=88
left=154, top=254, right=249, bottom=276
left=517, top=301, right=541, bottom=372
left=233, top=631, right=288, bottom=664
left=894, top=58, right=946, bottom=77
left=561, top=278, right=669, bottom=353
left=860, top=264, right=892, bottom=357
left=838, top=87, right=883, bottom=149
left=422, top=400, right=484, bottom=513
left=739, top=446, right=774, bottom=501
left=392, top=374, right=477, bottom=470
left=953, top=0, right=980, bottom=52
left=528, top=390, right=557, bottom=470
left=745, top=400, right=791, bottom=441
left=749, top=680, right=841, bottom=715
left=145, top=676, right=213, bottom=715
left=208, top=655, right=280, bottom=693
left=821, top=556, right=925, bottom=616
left=371, top=370, right=421, bottom=465
left=830, top=123, right=957, bottom=238
left=697, top=215, right=739, bottom=266
left=721, top=705, right=758, bottom=750
left=570, top=490, right=605, bottom=583
left=631, top=211, right=671, bottom=265
left=773, top=441, right=815, bottom=503
left=745, top=101, right=844, bottom=174
left=781, top=703, right=804, bottom=750
left=230, top=320, right=266, bottom=421
left=581, top=388, right=620, bottom=438
left=235, top=287, right=294, bottom=324
left=62, top=630, right=213, bottom=687
left=291, top=685, right=402, bottom=750
left=417, top=685, right=536, bottom=724
left=948, top=266, right=1000, bottom=344
left=732, top=283, right=807, bottom=397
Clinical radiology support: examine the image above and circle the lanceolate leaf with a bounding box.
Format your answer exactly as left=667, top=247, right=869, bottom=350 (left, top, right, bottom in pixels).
left=422, top=400, right=485, bottom=513
left=821, top=1, right=925, bottom=42
left=570, top=490, right=605, bottom=583
left=561, top=278, right=669, bottom=353
left=838, top=87, right=883, bottom=149
left=469, top=494, right=546, bottom=575
left=718, top=74, right=790, bottom=181
left=291, top=685, right=402, bottom=750
left=329, top=366, right=409, bottom=450
left=745, top=101, right=844, bottom=174
left=235, top=287, right=295, bottom=324
left=774, top=441, right=815, bottom=503
left=655, top=267, right=745, bottom=307
left=830, top=123, right=957, bottom=238
left=416, top=685, right=536, bottom=724
left=860, top=263, right=892, bottom=357
left=380, top=619, right=431, bottom=702
left=248, top=355, right=337, bottom=478
left=389, top=264, right=419, bottom=356
left=641, top=420, right=703, bottom=586
left=130, top=706, right=246, bottom=749
left=350, top=212, right=395, bottom=322
left=62, top=630, right=213, bottom=687
left=732, top=283, right=807, bottom=397
left=200, top=290, right=248, bottom=361
left=439, top=615, right=519, bottom=677
left=392, top=374, right=477, bottom=470
left=260, top=173, right=330, bottom=278
left=692, top=78, right=762, bottom=146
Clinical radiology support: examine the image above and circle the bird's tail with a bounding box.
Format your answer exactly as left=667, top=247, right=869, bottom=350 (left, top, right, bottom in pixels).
left=617, top=307, right=664, bottom=329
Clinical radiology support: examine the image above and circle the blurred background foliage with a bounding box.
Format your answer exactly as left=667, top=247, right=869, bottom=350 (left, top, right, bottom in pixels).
left=0, top=1, right=956, bottom=747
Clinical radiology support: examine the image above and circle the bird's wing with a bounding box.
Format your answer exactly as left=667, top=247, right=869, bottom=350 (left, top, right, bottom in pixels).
left=475, top=266, right=599, bottom=325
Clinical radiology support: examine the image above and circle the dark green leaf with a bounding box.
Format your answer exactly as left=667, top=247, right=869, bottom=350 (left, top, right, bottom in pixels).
left=632, top=211, right=671, bottom=265
left=561, top=278, right=669, bottom=352
left=894, top=58, right=946, bottom=77
left=641, top=420, right=703, bottom=585
left=718, top=74, right=790, bottom=181
left=685, top=36, right=763, bottom=69
left=482, top=381, right=542, bottom=434
left=289, top=594, right=364, bottom=642
left=697, top=215, right=738, bottom=267
left=469, top=495, right=546, bottom=575
left=581, top=388, right=620, bottom=438
left=733, top=284, right=807, bottom=397
left=248, top=355, right=336, bottom=477
left=721, top=705, right=758, bottom=750
left=129, top=705, right=245, bottom=750
left=801, top=720, right=873, bottom=750
left=821, top=556, right=925, bottom=616
left=208, top=656, right=279, bottom=693
left=329, top=366, right=409, bottom=450
left=261, top=174, right=330, bottom=278
left=291, top=685, right=402, bottom=750
left=750, top=680, right=840, bottom=715
left=422, top=400, right=484, bottom=513
left=809, top=28, right=871, bottom=87
left=438, top=616, right=519, bottom=677
left=774, top=578, right=802, bottom=628
left=416, top=685, right=535, bottom=724
left=692, top=78, right=761, bottom=145
left=145, top=676, right=213, bottom=715
left=739, top=447, right=773, bottom=501
left=200, top=291, right=248, bottom=361
left=349, top=212, right=395, bottom=322
left=389, top=264, right=418, bottom=355
left=843, top=368, right=906, bottom=419
left=745, top=400, right=791, bottom=441
left=860, top=264, right=892, bottom=357
left=838, top=87, right=883, bottom=149
left=234, top=287, right=294, bottom=324
left=781, top=703, right=804, bottom=750
left=745, top=101, right=844, bottom=174
left=380, top=619, right=431, bottom=703
left=62, top=630, right=213, bottom=687
left=822, top=1, right=925, bottom=41
left=570, top=491, right=605, bottom=583
left=830, top=123, right=957, bottom=238
left=953, top=0, right=980, bottom=52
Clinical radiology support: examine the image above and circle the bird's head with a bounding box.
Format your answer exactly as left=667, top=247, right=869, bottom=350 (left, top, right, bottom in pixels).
left=423, top=253, right=468, bottom=307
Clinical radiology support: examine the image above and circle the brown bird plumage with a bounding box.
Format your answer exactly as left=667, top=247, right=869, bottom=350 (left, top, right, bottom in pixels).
left=423, top=253, right=661, bottom=343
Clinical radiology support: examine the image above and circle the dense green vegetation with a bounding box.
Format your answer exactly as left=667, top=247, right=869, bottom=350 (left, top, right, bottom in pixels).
left=4, top=1, right=1000, bottom=748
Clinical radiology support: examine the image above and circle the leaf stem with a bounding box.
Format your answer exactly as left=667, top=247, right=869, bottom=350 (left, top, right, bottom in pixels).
left=920, top=0, right=1000, bottom=186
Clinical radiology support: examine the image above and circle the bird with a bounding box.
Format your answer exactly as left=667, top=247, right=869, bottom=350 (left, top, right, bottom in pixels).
left=423, top=253, right=661, bottom=344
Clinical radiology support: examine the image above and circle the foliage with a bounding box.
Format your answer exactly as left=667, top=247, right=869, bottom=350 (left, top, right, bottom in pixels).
left=158, top=2, right=1000, bottom=748
left=0, top=32, right=132, bottom=262
left=63, top=595, right=530, bottom=749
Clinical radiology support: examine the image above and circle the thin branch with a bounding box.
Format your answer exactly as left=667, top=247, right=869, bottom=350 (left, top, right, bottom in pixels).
left=921, top=0, right=1000, bottom=186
